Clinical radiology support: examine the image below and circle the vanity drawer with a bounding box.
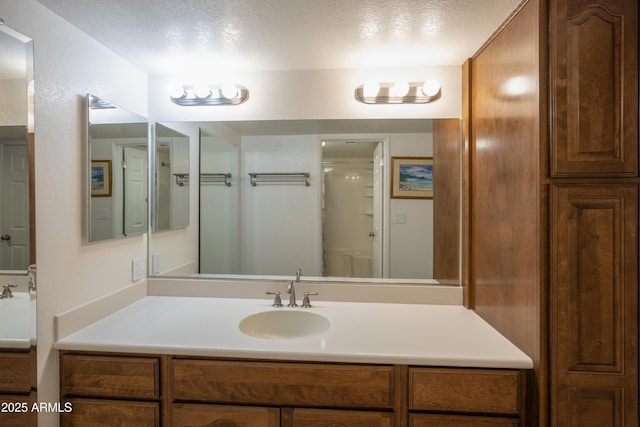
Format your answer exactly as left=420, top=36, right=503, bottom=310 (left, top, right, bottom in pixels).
left=282, top=407, right=394, bottom=427
left=61, top=354, right=160, bottom=400
left=410, top=413, right=520, bottom=426
left=172, top=403, right=280, bottom=427
left=62, top=398, right=159, bottom=427
left=171, top=359, right=394, bottom=409
left=409, top=367, right=523, bottom=415
left=0, top=350, right=36, bottom=394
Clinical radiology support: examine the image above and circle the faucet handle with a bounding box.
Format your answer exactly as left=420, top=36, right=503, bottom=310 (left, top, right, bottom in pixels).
left=266, top=291, right=283, bottom=307
left=1, top=284, right=17, bottom=298
left=301, top=291, right=319, bottom=308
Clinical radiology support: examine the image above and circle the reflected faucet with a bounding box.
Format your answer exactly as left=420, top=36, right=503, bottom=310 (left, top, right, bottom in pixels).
left=1, top=284, right=17, bottom=299
left=286, top=280, right=297, bottom=307
left=27, top=264, right=36, bottom=293
left=295, top=268, right=302, bottom=282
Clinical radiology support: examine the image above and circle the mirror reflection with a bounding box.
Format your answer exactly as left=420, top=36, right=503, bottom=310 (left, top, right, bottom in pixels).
left=152, top=123, right=190, bottom=232
left=152, top=119, right=459, bottom=282
left=86, top=94, right=148, bottom=242
left=0, top=22, right=36, bottom=352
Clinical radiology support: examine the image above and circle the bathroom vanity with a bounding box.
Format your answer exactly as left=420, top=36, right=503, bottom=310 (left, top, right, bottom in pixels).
left=55, top=296, right=532, bottom=427
left=0, top=292, right=37, bottom=427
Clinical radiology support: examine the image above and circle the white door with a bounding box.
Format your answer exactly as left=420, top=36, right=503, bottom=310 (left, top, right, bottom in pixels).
left=123, top=146, right=148, bottom=236
left=0, top=144, right=29, bottom=269
left=372, top=142, right=383, bottom=277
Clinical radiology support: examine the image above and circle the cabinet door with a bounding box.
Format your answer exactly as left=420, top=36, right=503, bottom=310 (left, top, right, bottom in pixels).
left=282, top=407, right=393, bottom=427
left=0, top=351, right=35, bottom=394
left=549, top=0, right=638, bottom=176
left=409, top=368, right=523, bottom=415
left=61, top=398, right=159, bottom=427
left=171, top=359, right=394, bottom=409
left=550, top=183, right=638, bottom=426
left=410, top=413, right=519, bottom=427
left=172, top=403, right=279, bottom=427
left=61, top=354, right=160, bottom=400
left=0, top=394, right=37, bottom=427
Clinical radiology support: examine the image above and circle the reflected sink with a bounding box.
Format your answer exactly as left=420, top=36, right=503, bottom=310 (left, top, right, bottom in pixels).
left=239, top=310, right=330, bottom=339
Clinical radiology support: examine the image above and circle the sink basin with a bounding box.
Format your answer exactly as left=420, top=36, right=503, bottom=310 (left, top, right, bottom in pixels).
left=239, top=310, right=330, bottom=339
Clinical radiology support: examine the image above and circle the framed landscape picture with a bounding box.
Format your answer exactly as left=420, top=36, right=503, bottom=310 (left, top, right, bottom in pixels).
left=91, top=160, right=112, bottom=197
left=391, top=157, right=433, bottom=199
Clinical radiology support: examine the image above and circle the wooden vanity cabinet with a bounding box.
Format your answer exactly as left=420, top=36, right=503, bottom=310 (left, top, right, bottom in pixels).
left=0, top=347, right=37, bottom=427
left=60, top=352, right=164, bottom=427
left=60, top=352, right=530, bottom=427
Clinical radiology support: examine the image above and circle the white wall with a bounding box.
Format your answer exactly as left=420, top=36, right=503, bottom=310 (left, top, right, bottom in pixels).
left=241, top=134, right=322, bottom=276
left=0, top=2, right=148, bottom=426
left=388, top=133, right=434, bottom=278
left=147, top=122, right=199, bottom=276
left=0, top=78, right=27, bottom=125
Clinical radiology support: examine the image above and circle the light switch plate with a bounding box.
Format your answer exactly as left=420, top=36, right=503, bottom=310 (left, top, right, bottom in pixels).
left=393, top=211, right=407, bottom=224
left=132, top=257, right=144, bottom=282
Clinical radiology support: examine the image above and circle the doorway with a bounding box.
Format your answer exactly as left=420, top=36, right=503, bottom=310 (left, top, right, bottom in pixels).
left=321, top=139, right=383, bottom=278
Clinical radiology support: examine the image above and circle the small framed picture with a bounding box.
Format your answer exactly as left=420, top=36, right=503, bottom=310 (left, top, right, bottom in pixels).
left=91, top=160, right=112, bottom=197
left=391, top=157, right=433, bottom=199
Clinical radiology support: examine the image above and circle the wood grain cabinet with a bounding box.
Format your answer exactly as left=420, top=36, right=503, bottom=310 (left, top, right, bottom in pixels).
left=60, top=353, right=163, bottom=427
left=0, top=348, right=37, bottom=427
left=60, top=352, right=529, bottom=427
left=548, top=0, right=639, bottom=425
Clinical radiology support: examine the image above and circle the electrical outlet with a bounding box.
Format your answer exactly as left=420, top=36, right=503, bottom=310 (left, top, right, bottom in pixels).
left=132, top=257, right=144, bottom=282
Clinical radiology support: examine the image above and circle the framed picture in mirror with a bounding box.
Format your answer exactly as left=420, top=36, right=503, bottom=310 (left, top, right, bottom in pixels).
left=91, top=160, right=112, bottom=197
left=391, top=157, right=433, bottom=199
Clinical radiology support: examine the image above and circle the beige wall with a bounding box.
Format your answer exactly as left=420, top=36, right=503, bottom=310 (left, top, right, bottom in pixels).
left=0, top=1, right=148, bottom=426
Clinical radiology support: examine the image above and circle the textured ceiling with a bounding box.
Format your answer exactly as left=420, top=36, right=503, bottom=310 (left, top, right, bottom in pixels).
left=34, top=0, right=521, bottom=75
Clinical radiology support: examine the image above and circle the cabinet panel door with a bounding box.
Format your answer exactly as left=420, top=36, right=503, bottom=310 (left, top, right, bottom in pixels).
left=550, top=183, right=638, bottom=425
left=172, top=403, right=280, bottom=427
left=410, top=413, right=519, bottom=427
left=409, top=368, right=522, bottom=415
left=0, top=351, right=35, bottom=394
left=549, top=0, right=638, bottom=176
left=61, top=354, right=160, bottom=399
left=171, top=359, right=394, bottom=409
left=282, top=407, right=393, bottom=427
left=0, top=393, right=37, bottom=427
left=61, top=398, right=159, bottom=427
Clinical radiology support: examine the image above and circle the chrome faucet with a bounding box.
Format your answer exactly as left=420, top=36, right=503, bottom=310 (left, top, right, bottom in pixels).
left=1, top=284, right=17, bottom=299
left=286, top=280, right=297, bottom=307
left=27, top=264, right=36, bottom=293
left=295, top=268, right=302, bottom=282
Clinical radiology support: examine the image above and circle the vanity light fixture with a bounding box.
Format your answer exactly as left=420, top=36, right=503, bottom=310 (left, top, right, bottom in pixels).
left=355, top=79, right=441, bottom=104
left=170, top=83, right=249, bottom=106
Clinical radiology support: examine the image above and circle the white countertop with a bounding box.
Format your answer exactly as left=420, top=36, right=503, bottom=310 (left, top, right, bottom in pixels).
left=55, top=296, right=533, bottom=369
left=0, top=292, right=37, bottom=349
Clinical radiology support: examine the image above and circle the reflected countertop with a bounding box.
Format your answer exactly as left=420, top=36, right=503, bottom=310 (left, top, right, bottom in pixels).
left=54, top=296, right=533, bottom=369
left=0, top=292, right=36, bottom=349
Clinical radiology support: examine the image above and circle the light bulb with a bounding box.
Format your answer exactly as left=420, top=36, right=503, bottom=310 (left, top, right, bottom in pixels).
left=421, top=79, right=440, bottom=97
left=194, top=83, right=211, bottom=98
left=363, top=80, right=380, bottom=98
left=221, top=83, right=239, bottom=99
left=169, top=84, right=186, bottom=99
left=391, top=80, right=410, bottom=97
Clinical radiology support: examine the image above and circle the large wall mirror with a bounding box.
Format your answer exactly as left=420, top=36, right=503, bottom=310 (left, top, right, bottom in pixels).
left=0, top=21, right=36, bottom=349
left=150, top=118, right=460, bottom=283
left=85, top=94, right=148, bottom=242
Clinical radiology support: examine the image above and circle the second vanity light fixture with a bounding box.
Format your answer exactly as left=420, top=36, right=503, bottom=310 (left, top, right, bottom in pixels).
left=355, top=79, right=441, bottom=104
left=170, top=83, right=249, bottom=106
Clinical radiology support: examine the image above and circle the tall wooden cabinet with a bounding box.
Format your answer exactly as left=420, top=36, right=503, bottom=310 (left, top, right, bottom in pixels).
left=549, top=0, right=638, bottom=425
left=467, top=0, right=638, bottom=425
